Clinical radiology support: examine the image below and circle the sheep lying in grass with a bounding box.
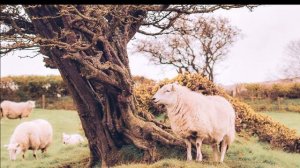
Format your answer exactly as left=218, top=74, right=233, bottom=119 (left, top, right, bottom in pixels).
left=62, top=133, right=84, bottom=145
left=0, top=100, right=36, bottom=120
left=152, top=83, right=235, bottom=162
left=4, top=119, right=53, bottom=160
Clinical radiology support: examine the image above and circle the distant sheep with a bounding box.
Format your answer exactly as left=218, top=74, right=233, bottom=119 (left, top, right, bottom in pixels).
left=152, top=83, right=235, bottom=162
left=4, top=119, right=53, bottom=160
left=0, top=100, right=36, bottom=120
left=62, top=133, right=84, bottom=145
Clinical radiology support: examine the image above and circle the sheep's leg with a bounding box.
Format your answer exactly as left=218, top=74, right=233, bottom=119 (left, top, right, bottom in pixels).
left=211, top=143, right=219, bottom=162
left=184, top=139, right=192, bottom=161
left=196, top=138, right=203, bottom=162
left=22, top=149, right=26, bottom=160
left=33, top=150, right=37, bottom=159
left=220, top=140, right=228, bottom=162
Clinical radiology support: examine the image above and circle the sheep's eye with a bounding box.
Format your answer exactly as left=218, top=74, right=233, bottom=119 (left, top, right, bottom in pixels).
left=165, top=90, right=170, bottom=93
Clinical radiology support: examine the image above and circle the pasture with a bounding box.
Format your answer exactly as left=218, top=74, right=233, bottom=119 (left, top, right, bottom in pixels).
left=264, top=111, right=300, bottom=135
left=1, top=108, right=300, bottom=168
left=114, top=136, right=300, bottom=168
left=0, top=109, right=89, bottom=168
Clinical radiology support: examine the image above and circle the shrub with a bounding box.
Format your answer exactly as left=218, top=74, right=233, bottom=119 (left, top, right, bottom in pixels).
left=0, top=75, right=70, bottom=108
left=288, top=83, right=300, bottom=98
left=286, top=105, right=300, bottom=113
left=238, top=83, right=300, bottom=100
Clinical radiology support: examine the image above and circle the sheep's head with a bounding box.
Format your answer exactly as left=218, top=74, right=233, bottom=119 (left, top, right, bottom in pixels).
left=62, top=133, right=70, bottom=144
left=4, top=143, right=22, bottom=161
left=28, top=101, right=36, bottom=108
left=152, top=83, right=178, bottom=107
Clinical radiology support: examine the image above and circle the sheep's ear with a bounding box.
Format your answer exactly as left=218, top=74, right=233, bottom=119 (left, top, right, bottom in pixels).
left=16, top=144, right=20, bottom=147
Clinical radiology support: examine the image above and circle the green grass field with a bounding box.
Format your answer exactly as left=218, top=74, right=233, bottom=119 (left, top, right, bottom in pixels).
left=1, top=109, right=300, bottom=168
left=115, top=135, right=300, bottom=168
left=263, top=111, right=300, bottom=135
left=0, top=109, right=89, bottom=168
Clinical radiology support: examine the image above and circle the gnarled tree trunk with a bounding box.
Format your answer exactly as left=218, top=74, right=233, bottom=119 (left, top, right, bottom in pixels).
left=24, top=5, right=183, bottom=167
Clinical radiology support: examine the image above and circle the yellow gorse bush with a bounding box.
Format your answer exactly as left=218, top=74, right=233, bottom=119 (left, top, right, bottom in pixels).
left=134, top=72, right=300, bottom=153
left=242, top=82, right=300, bottom=99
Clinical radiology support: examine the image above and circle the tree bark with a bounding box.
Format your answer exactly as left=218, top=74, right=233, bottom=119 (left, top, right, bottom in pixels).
left=25, top=5, right=183, bottom=167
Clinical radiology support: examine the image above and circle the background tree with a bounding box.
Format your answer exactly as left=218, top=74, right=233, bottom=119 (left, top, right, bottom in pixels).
left=281, top=39, right=300, bottom=79
left=0, top=5, right=254, bottom=167
left=136, top=15, right=240, bottom=82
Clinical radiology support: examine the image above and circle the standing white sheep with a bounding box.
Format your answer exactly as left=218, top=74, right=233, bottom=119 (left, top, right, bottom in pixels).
left=0, top=100, right=36, bottom=120
left=152, top=83, right=235, bottom=162
left=4, top=119, right=53, bottom=161
left=62, top=133, right=85, bottom=145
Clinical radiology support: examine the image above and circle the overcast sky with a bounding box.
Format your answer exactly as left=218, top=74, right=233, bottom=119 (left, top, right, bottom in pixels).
left=1, top=5, right=300, bottom=85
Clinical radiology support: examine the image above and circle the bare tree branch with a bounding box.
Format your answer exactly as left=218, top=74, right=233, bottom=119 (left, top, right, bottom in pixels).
left=135, top=15, right=240, bottom=82
left=281, top=39, right=300, bottom=78
left=138, top=5, right=255, bottom=36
